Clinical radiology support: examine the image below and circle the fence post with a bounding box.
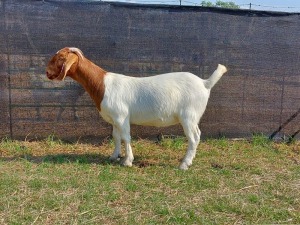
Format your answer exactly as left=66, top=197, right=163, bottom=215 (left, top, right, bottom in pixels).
left=6, top=53, right=13, bottom=139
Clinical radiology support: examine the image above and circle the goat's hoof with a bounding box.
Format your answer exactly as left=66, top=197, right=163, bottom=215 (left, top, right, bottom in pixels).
left=121, top=159, right=133, bottom=167
left=179, top=162, right=189, bottom=170
left=109, top=156, right=121, bottom=162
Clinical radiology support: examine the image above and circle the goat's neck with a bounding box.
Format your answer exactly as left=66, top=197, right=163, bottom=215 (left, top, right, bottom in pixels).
left=73, top=59, right=106, bottom=111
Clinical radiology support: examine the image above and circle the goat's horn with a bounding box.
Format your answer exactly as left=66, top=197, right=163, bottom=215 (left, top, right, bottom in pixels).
left=68, top=47, right=84, bottom=59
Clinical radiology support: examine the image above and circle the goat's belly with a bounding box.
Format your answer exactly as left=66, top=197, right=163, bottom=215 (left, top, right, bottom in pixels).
left=130, top=115, right=179, bottom=127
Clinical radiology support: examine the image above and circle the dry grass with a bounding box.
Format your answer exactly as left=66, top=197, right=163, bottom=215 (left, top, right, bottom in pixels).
left=0, top=135, right=299, bottom=224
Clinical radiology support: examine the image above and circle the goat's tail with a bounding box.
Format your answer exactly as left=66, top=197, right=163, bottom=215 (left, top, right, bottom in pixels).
left=204, top=64, right=227, bottom=89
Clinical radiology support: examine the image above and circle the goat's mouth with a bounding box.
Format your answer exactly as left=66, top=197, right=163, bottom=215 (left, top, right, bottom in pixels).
left=46, top=71, right=61, bottom=80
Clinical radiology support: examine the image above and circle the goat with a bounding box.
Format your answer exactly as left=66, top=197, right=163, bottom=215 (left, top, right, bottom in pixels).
left=46, top=47, right=227, bottom=170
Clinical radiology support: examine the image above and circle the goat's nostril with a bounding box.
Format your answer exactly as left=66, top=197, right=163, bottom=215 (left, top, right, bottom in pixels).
left=46, top=71, right=54, bottom=79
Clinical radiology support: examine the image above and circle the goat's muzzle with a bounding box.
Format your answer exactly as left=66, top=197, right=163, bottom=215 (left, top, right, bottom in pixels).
left=46, top=71, right=52, bottom=79
left=46, top=71, right=57, bottom=80
left=46, top=62, right=66, bottom=81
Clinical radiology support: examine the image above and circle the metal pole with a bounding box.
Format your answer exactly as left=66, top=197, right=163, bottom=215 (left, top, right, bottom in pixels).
left=249, top=3, right=252, bottom=10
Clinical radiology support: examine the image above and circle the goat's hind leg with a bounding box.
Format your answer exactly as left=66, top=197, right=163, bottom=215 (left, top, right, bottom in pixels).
left=180, top=122, right=201, bottom=170
left=109, top=126, right=122, bottom=162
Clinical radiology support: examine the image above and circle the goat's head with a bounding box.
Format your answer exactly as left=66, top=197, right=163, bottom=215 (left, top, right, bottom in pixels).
left=46, top=47, right=84, bottom=81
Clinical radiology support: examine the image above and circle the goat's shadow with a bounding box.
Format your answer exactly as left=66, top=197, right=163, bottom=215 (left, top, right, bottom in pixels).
left=0, top=153, right=108, bottom=165
left=0, top=153, right=160, bottom=168
left=0, top=138, right=175, bottom=168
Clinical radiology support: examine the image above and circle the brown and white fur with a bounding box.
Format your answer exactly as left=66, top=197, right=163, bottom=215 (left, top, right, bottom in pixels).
left=46, top=47, right=227, bottom=170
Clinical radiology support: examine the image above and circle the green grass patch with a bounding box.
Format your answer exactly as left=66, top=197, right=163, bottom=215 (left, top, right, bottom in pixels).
left=0, top=135, right=299, bottom=224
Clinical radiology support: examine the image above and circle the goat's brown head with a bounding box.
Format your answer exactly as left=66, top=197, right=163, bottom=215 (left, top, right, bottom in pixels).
left=46, top=47, right=83, bottom=81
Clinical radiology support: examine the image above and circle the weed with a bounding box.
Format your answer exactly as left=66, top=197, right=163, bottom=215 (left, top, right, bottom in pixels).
left=0, top=137, right=31, bottom=157
left=252, top=133, right=271, bottom=147
left=160, top=136, right=186, bottom=150
left=206, top=136, right=229, bottom=149
left=44, top=134, right=63, bottom=147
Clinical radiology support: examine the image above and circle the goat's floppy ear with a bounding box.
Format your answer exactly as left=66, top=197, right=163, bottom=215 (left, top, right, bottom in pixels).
left=59, top=53, right=78, bottom=80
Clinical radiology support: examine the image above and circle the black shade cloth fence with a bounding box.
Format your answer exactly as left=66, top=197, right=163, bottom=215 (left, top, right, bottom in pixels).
left=0, top=0, right=299, bottom=140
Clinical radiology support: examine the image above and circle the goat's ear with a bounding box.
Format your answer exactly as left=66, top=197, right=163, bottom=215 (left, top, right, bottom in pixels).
left=60, top=53, right=78, bottom=80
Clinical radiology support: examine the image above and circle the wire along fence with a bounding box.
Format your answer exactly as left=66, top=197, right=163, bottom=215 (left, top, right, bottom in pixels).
left=100, top=0, right=300, bottom=12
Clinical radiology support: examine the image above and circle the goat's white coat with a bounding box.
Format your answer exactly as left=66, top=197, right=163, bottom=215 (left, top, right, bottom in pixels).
left=101, top=72, right=208, bottom=126
left=99, top=65, right=227, bottom=170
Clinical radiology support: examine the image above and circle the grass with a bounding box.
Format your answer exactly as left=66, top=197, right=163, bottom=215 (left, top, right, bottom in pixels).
left=0, top=135, right=299, bottom=224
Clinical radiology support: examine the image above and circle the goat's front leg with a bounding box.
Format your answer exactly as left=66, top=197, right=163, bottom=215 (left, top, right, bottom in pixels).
left=109, top=126, right=122, bottom=161
left=117, top=118, right=134, bottom=167
left=122, top=139, right=134, bottom=167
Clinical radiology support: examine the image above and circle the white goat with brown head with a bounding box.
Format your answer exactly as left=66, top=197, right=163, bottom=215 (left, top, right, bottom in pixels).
left=46, top=47, right=227, bottom=170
